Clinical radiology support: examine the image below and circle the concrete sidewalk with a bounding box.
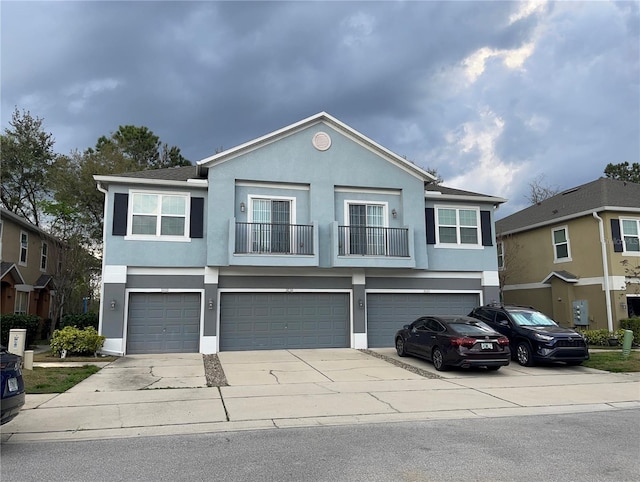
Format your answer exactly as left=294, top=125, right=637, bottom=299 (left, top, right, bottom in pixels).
left=1, top=349, right=639, bottom=443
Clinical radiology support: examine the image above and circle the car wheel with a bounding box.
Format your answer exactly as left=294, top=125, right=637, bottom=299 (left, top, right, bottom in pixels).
left=432, top=347, right=447, bottom=371
left=396, top=337, right=407, bottom=357
left=516, top=342, right=534, bottom=366
left=486, top=366, right=501, bottom=371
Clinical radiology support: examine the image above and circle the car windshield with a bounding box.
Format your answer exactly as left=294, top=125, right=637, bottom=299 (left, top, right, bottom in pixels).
left=509, top=310, right=557, bottom=326
left=449, top=321, right=496, bottom=336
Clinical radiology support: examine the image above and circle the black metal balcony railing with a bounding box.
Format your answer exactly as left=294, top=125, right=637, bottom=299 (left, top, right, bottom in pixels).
left=338, top=226, right=409, bottom=257
left=235, top=222, right=314, bottom=255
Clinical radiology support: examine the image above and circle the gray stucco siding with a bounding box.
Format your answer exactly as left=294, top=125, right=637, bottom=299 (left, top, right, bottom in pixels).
left=101, top=283, right=126, bottom=338
left=126, top=275, right=205, bottom=289
left=218, top=275, right=352, bottom=290
left=365, top=277, right=482, bottom=291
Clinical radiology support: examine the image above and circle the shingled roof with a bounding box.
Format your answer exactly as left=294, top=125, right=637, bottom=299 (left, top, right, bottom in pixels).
left=425, top=183, right=507, bottom=204
left=111, top=165, right=203, bottom=181
left=497, top=178, right=640, bottom=235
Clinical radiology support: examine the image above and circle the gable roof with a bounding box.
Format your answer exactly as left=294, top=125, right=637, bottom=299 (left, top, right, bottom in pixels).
left=196, top=112, right=437, bottom=182
left=542, top=270, right=579, bottom=284
left=425, top=183, right=507, bottom=204
left=497, top=178, right=640, bottom=235
left=0, top=262, right=26, bottom=284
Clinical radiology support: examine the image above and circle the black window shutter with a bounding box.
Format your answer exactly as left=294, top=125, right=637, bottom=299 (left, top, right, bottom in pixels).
left=425, top=208, right=436, bottom=245
left=611, top=219, right=623, bottom=252
left=480, top=210, right=493, bottom=246
left=112, top=193, right=128, bottom=236
left=190, top=197, right=204, bottom=238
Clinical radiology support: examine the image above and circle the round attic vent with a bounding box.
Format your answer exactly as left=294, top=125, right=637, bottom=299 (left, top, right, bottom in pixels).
left=312, top=132, right=331, bottom=151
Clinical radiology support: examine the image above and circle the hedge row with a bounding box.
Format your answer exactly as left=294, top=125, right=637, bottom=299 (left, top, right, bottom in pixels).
left=59, top=312, right=99, bottom=330
left=50, top=326, right=105, bottom=357
left=0, top=314, right=40, bottom=348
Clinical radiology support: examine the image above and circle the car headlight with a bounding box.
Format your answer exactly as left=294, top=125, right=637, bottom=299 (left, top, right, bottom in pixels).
left=533, top=333, right=554, bottom=342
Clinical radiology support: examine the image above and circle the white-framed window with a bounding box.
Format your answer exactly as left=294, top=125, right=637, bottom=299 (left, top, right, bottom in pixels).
left=552, top=226, right=571, bottom=262
left=621, top=218, right=640, bottom=253
left=345, top=201, right=388, bottom=255
left=248, top=195, right=295, bottom=253
left=128, top=191, right=190, bottom=240
left=19, top=231, right=28, bottom=266
left=435, top=206, right=480, bottom=246
left=15, top=290, right=29, bottom=314
left=41, top=241, right=48, bottom=271
left=497, top=241, right=504, bottom=270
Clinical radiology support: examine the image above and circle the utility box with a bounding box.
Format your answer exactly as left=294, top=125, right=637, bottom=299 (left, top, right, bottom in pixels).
left=572, top=300, right=589, bottom=326
left=8, top=329, right=27, bottom=357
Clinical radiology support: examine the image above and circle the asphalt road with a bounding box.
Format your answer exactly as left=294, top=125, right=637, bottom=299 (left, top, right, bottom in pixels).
left=2, top=409, right=639, bottom=481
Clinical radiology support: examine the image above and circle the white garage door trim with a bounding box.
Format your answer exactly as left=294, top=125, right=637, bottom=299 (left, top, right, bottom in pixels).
left=216, top=288, right=353, bottom=352
left=123, top=288, right=205, bottom=355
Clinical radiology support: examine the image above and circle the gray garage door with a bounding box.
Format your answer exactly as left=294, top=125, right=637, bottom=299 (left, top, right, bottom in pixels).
left=127, top=293, right=201, bottom=354
left=367, top=293, right=480, bottom=348
left=220, top=293, right=349, bottom=351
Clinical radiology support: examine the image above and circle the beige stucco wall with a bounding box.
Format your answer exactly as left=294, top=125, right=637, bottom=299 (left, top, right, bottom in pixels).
left=500, top=210, right=639, bottom=331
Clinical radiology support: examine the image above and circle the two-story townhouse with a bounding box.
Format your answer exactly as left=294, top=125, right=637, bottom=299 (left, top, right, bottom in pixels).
left=496, top=178, right=640, bottom=332
left=94, top=112, right=505, bottom=355
left=0, top=208, right=57, bottom=320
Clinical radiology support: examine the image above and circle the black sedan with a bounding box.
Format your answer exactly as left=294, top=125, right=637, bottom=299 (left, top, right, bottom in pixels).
left=1, top=346, right=25, bottom=425
left=395, top=316, right=511, bottom=371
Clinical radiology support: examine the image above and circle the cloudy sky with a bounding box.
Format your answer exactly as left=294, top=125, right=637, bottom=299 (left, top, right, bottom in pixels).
left=2, top=1, right=638, bottom=217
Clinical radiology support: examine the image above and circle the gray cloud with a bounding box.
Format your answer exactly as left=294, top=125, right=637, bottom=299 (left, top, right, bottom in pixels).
left=2, top=1, right=638, bottom=217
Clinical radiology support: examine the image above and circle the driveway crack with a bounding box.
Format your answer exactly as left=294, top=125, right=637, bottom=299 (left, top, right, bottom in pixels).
left=368, top=392, right=400, bottom=412
left=269, top=370, right=281, bottom=383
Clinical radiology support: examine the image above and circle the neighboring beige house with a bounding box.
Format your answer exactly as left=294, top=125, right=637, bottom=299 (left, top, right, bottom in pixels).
left=0, top=208, right=58, bottom=320
left=496, top=178, right=640, bottom=332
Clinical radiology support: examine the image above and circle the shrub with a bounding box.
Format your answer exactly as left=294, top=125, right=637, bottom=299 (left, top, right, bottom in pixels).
left=50, top=326, right=105, bottom=357
left=619, top=318, right=640, bottom=345
left=59, top=312, right=99, bottom=330
left=0, top=314, right=40, bottom=348
left=579, top=328, right=626, bottom=346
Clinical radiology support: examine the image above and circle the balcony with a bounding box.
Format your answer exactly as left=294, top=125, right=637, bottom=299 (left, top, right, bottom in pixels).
left=338, top=226, right=409, bottom=257
left=230, top=220, right=319, bottom=267
left=331, top=223, right=415, bottom=268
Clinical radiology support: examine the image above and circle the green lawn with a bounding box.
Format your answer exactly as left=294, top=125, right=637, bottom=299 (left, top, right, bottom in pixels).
left=22, top=365, right=101, bottom=394
left=583, top=350, right=640, bottom=372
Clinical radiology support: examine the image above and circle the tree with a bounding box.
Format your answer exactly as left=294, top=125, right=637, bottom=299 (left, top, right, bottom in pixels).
left=0, top=108, right=56, bottom=225
left=426, top=168, right=444, bottom=185
left=604, top=162, right=640, bottom=184
left=95, top=125, right=191, bottom=170
left=497, top=234, right=527, bottom=300
left=525, top=174, right=559, bottom=204
left=41, top=200, right=101, bottom=337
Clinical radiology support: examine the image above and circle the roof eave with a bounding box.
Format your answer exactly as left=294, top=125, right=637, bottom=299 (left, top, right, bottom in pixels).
left=425, top=192, right=507, bottom=204
left=93, top=175, right=208, bottom=189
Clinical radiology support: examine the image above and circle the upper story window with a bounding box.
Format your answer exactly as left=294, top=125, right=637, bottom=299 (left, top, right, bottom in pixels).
left=436, top=207, right=479, bottom=246
left=347, top=202, right=387, bottom=255
left=19, top=231, right=28, bottom=266
left=497, top=241, right=504, bottom=270
left=621, top=218, right=640, bottom=253
left=128, top=191, right=189, bottom=239
left=41, top=242, right=48, bottom=271
left=552, top=226, right=571, bottom=262
left=249, top=197, right=294, bottom=253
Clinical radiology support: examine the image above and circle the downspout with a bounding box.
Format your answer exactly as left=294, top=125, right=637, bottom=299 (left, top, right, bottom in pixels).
left=592, top=212, right=614, bottom=332
left=96, top=182, right=109, bottom=337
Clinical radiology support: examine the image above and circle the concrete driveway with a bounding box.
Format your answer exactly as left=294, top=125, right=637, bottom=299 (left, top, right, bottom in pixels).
left=2, top=348, right=638, bottom=443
